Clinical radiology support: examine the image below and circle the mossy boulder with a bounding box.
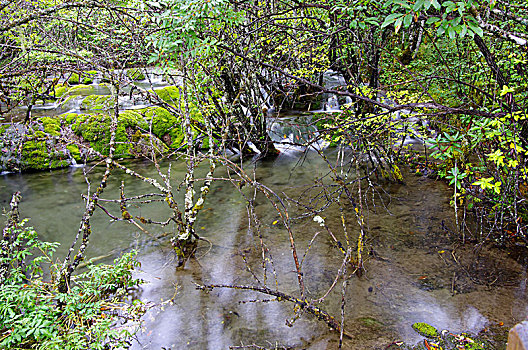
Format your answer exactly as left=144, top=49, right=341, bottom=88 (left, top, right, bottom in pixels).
left=58, top=84, right=106, bottom=108
left=65, top=84, right=98, bottom=96
left=0, top=118, right=76, bottom=172
left=141, top=107, right=184, bottom=148
left=139, top=106, right=210, bottom=149
left=59, top=95, right=81, bottom=109
left=68, top=71, right=96, bottom=85
left=67, top=111, right=168, bottom=158
left=152, top=86, right=180, bottom=104
left=127, top=68, right=145, bottom=81
left=54, top=84, right=69, bottom=98
left=80, top=95, right=115, bottom=110
left=82, top=70, right=97, bottom=84
left=0, top=104, right=211, bottom=172
left=68, top=73, right=80, bottom=85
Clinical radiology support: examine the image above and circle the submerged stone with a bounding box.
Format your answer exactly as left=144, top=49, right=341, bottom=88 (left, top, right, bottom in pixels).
left=412, top=323, right=439, bottom=338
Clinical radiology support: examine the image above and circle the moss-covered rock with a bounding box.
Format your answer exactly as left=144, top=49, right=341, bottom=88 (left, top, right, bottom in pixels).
left=58, top=84, right=106, bottom=108
left=152, top=86, right=180, bottom=104
left=68, top=73, right=80, bottom=85
left=139, top=106, right=211, bottom=149
left=0, top=103, right=210, bottom=172
left=0, top=117, right=78, bottom=172
left=83, top=70, right=97, bottom=84
left=65, top=84, right=97, bottom=96
left=80, top=95, right=115, bottom=110
left=66, top=71, right=96, bottom=85
left=67, top=111, right=169, bottom=158
left=412, top=323, right=439, bottom=338
left=141, top=106, right=184, bottom=148
left=54, top=84, right=69, bottom=98
left=66, top=144, right=81, bottom=162
left=127, top=68, right=145, bottom=81
left=59, top=95, right=81, bottom=109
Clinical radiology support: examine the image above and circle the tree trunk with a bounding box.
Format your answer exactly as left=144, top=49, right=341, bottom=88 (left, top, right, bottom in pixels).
left=473, top=34, right=508, bottom=88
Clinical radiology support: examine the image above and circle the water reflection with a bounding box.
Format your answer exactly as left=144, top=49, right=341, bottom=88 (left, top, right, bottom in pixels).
left=0, top=151, right=526, bottom=349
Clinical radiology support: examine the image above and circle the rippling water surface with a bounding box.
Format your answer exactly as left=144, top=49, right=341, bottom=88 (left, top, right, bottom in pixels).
left=1, top=149, right=526, bottom=349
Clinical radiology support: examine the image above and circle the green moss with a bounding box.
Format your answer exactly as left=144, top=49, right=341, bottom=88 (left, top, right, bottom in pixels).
left=80, top=95, right=115, bottom=110
left=61, top=113, right=80, bottom=125
left=412, top=323, right=439, bottom=339
left=40, top=117, right=61, bottom=136
left=68, top=111, right=154, bottom=158
left=141, top=107, right=185, bottom=148
left=14, top=117, right=74, bottom=170
left=66, top=145, right=81, bottom=161
left=64, top=84, right=97, bottom=96
left=21, top=140, right=50, bottom=170
left=49, top=159, right=70, bottom=168
left=82, top=70, right=97, bottom=84
left=68, top=73, right=80, bottom=85
left=54, top=85, right=68, bottom=98
left=59, top=95, right=79, bottom=108
left=152, top=86, right=181, bottom=104
left=127, top=68, right=145, bottom=81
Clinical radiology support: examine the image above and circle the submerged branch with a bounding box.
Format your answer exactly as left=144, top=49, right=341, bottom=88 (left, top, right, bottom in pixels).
left=195, top=283, right=352, bottom=338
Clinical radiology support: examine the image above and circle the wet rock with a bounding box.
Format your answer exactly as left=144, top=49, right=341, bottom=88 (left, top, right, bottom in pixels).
left=0, top=103, right=213, bottom=172
left=68, top=71, right=98, bottom=85
left=68, top=72, right=81, bottom=85
left=0, top=119, right=75, bottom=172
left=415, top=276, right=445, bottom=291
left=508, top=321, right=528, bottom=350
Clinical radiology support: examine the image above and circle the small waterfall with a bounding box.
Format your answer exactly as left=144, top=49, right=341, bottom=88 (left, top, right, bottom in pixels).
left=324, top=94, right=340, bottom=111
left=309, top=70, right=349, bottom=112
left=268, top=116, right=327, bottom=155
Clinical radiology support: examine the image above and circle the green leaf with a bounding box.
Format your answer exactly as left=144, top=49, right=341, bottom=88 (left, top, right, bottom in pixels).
left=424, top=0, right=433, bottom=10
left=381, top=13, right=403, bottom=28
left=468, top=22, right=483, bottom=37
left=426, top=16, right=440, bottom=25
left=413, top=0, right=425, bottom=12
left=447, top=26, right=456, bottom=39
left=403, top=13, right=413, bottom=28
left=460, top=24, right=468, bottom=37
left=394, top=17, right=403, bottom=33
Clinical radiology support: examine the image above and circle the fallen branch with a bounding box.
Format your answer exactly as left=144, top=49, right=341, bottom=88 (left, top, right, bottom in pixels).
left=195, top=283, right=352, bottom=338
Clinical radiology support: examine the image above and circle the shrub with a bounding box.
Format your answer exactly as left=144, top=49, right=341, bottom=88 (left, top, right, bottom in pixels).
left=0, top=220, right=144, bottom=349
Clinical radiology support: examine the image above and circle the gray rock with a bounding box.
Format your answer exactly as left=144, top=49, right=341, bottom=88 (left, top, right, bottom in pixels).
left=508, top=321, right=528, bottom=350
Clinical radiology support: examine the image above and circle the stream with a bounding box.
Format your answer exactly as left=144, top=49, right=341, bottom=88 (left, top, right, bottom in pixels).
left=1, top=148, right=527, bottom=349
left=1, top=68, right=527, bottom=349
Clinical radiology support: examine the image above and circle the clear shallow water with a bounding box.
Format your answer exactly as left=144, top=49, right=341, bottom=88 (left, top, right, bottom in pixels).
left=0, top=150, right=527, bottom=349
